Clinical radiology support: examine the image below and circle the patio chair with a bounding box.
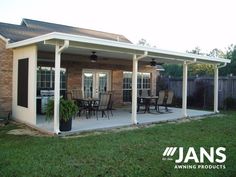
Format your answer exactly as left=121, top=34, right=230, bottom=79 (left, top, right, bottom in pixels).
left=71, top=89, right=83, bottom=99
left=66, top=91, right=73, bottom=100
left=70, top=90, right=87, bottom=117
left=141, top=90, right=150, bottom=97
left=165, top=90, right=174, bottom=112
left=95, top=93, right=111, bottom=120
left=156, top=90, right=166, bottom=112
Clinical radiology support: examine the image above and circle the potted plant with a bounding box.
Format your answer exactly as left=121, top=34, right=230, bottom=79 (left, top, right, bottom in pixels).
left=45, top=98, right=78, bottom=131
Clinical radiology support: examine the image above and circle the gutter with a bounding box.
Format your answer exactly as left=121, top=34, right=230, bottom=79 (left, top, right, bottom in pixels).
left=136, top=51, right=148, bottom=61
left=57, top=40, right=69, bottom=53
left=217, top=62, right=227, bottom=69
left=5, top=32, right=231, bottom=64
left=0, top=35, right=10, bottom=44
left=187, top=58, right=197, bottom=64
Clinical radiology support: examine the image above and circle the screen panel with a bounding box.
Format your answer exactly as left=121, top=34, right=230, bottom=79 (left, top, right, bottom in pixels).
left=17, top=58, right=29, bottom=107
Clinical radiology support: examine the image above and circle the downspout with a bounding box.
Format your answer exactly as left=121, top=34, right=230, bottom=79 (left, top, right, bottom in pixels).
left=182, top=58, right=196, bottom=117
left=131, top=51, right=148, bottom=124
left=187, top=58, right=197, bottom=65
left=136, top=51, right=148, bottom=61
left=217, top=62, right=227, bottom=69
left=58, top=40, right=69, bottom=54
left=214, top=62, right=227, bottom=113
left=54, top=40, right=69, bottom=134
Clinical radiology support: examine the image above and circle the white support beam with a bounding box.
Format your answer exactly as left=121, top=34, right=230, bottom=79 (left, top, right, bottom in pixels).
left=131, top=52, right=147, bottom=125
left=214, top=64, right=219, bottom=113
left=131, top=54, right=138, bottom=124
left=54, top=44, right=61, bottom=134
left=53, top=40, right=69, bottom=134
left=182, top=61, right=188, bottom=117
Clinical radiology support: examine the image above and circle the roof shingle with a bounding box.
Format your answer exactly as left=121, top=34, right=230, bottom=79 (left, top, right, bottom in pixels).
left=0, top=18, right=131, bottom=43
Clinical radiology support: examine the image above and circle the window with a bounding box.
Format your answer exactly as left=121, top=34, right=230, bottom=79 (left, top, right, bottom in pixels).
left=37, top=66, right=66, bottom=90
left=123, top=72, right=132, bottom=102
left=123, top=71, right=151, bottom=102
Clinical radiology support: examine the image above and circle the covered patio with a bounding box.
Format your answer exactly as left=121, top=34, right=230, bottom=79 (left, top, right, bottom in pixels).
left=36, top=106, right=214, bottom=134
left=7, top=32, right=230, bottom=134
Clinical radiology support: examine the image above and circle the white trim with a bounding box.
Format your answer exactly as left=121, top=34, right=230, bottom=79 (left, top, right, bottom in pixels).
left=82, top=69, right=111, bottom=98
left=214, top=64, right=219, bottom=113
left=182, top=61, right=188, bottom=117
left=0, top=34, right=10, bottom=43
left=6, top=32, right=231, bottom=64
left=213, top=62, right=227, bottom=113
left=131, top=54, right=138, bottom=124
left=54, top=40, right=69, bottom=134
left=218, top=62, right=227, bottom=69
left=54, top=44, right=61, bottom=134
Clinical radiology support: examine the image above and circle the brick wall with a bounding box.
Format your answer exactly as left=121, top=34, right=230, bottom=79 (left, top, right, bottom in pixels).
left=38, top=51, right=158, bottom=106
left=0, top=44, right=157, bottom=116
left=0, top=39, right=13, bottom=117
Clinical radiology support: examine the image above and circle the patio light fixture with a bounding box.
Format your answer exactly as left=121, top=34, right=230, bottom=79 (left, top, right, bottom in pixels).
left=90, top=51, right=98, bottom=62
left=150, top=58, right=164, bottom=67
left=150, top=58, right=157, bottom=66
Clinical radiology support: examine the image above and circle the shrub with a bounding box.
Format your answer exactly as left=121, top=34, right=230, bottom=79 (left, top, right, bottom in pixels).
left=223, top=97, right=236, bottom=110
left=45, top=99, right=78, bottom=122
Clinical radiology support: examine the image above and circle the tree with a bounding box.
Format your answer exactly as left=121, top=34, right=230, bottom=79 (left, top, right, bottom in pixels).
left=162, top=64, right=182, bottom=77
left=188, top=64, right=214, bottom=76
left=186, top=46, right=202, bottom=55
left=161, top=45, right=236, bottom=77
left=208, top=48, right=225, bottom=58
left=220, top=44, right=236, bottom=76
left=137, top=38, right=157, bottom=48
left=187, top=47, right=214, bottom=76
left=137, top=38, right=151, bottom=47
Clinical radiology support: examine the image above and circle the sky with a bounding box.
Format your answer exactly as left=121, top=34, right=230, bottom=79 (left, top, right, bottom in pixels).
left=0, top=0, right=235, bottom=53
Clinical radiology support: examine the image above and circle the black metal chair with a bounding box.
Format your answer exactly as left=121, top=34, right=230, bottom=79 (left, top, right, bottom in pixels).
left=67, top=90, right=87, bottom=117
left=107, top=91, right=114, bottom=116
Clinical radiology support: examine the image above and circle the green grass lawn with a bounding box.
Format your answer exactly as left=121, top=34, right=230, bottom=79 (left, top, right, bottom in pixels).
left=0, top=112, right=236, bottom=177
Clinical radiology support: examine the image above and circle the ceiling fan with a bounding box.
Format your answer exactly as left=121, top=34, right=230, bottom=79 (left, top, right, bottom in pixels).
left=150, top=58, right=164, bottom=66
left=90, top=51, right=98, bottom=62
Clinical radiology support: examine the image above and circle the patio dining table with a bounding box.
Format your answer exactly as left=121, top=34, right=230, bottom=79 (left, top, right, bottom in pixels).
left=74, top=98, right=100, bottom=118
left=138, top=96, right=159, bottom=113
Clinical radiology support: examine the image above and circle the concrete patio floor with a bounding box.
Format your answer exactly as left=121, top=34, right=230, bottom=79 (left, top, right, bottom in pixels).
left=36, top=106, right=214, bottom=134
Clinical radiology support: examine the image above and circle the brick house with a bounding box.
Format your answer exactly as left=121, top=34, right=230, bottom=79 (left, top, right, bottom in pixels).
left=0, top=19, right=230, bottom=134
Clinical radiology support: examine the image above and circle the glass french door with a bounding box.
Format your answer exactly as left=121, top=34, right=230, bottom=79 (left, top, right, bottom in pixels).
left=83, top=69, right=111, bottom=98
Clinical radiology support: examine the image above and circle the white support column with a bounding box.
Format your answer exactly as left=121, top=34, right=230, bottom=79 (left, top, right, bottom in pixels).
left=131, top=54, right=138, bottom=124
left=54, top=44, right=61, bottom=134
left=214, top=64, right=219, bottom=113
left=182, top=61, right=188, bottom=117
left=52, top=40, right=69, bottom=134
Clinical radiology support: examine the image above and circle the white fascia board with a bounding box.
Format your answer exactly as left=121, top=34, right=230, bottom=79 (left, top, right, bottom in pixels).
left=6, top=33, right=55, bottom=49
left=0, top=34, right=10, bottom=43
left=6, top=32, right=231, bottom=64
left=48, top=33, right=231, bottom=64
